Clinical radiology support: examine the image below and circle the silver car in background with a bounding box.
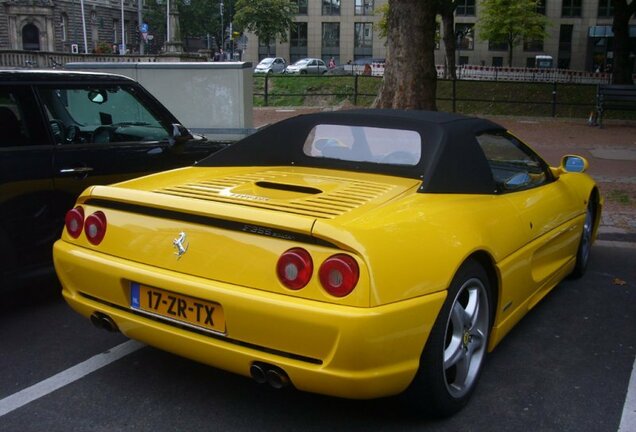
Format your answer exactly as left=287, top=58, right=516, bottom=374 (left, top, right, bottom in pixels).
left=284, top=58, right=328, bottom=75
left=254, top=57, right=287, bottom=74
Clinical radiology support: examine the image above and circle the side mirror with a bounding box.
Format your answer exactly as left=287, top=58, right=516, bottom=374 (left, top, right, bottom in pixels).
left=169, top=123, right=192, bottom=146
left=560, top=155, right=589, bottom=173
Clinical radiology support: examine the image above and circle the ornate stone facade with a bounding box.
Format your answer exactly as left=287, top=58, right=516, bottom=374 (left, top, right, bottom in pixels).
left=1, top=0, right=140, bottom=53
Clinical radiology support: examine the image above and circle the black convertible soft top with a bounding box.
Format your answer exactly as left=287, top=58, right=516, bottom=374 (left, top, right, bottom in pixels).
left=198, top=109, right=507, bottom=194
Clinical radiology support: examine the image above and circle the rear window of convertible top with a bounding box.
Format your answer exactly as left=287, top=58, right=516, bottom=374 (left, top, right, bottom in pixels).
left=303, top=124, right=422, bottom=166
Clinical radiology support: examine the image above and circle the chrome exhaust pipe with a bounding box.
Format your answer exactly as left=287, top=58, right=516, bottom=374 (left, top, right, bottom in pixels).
left=250, top=362, right=290, bottom=388
left=90, top=312, right=119, bottom=333
left=250, top=363, right=267, bottom=384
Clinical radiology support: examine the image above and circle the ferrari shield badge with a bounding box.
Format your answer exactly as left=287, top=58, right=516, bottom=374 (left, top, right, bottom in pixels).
left=172, top=232, right=189, bottom=259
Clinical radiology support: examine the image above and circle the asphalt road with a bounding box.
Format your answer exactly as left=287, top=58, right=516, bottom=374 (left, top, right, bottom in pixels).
left=1, top=244, right=634, bottom=432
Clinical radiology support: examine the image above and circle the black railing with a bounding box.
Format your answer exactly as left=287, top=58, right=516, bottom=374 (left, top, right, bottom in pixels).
left=253, top=74, right=605, bottom=118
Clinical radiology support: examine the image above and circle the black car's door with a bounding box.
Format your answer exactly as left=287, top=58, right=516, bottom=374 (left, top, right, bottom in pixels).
left=0, top=84, right=56, bottom=282
left=35, top=83, right=211, bottom=227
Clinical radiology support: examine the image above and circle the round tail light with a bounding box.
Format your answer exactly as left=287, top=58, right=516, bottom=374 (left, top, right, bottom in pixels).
left=276, top=248, right=313, bottom=290
left=64, top=206, right=85, bottom=238
left=319, top=254, right=359, bottom=297
left=84, top=211, right=107, bottom=245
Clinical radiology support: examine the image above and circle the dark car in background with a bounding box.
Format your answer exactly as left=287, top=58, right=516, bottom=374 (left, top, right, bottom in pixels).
left=0, top=69, right=227, bottom=288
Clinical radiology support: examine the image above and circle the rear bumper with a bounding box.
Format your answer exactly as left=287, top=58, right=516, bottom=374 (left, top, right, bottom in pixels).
left=54, top=240, right=446, bottom=399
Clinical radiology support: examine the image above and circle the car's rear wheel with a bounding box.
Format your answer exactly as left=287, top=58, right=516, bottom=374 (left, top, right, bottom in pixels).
left=406, top=260, right=492, bottom=417
left=571, top=199, right=596, bottom=278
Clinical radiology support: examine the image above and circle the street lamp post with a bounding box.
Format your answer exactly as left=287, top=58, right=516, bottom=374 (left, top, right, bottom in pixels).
left=120, top=0, right=125, bottom=54
left=220, top=2, right=224, bottom=54
left=79, top=0, right=88, bottom=53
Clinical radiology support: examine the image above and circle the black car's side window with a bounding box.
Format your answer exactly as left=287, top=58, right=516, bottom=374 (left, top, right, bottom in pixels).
left=476, top=132, right=551, bottom=193
left=37, top=85, right=171, bottom=145
left=0, top=87, right=37, bottom=147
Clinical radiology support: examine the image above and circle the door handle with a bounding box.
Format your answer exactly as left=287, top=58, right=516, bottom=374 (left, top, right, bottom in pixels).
left=59, top=167, right=94, bottom=174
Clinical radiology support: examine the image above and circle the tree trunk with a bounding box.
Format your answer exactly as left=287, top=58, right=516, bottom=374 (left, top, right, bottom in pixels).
left=441, top=5, right=457, bottom=80
left=507, top=35, right=514, bottom=66
left=374, top=0, right=437, bottom=110
left=611, top=0, right=635, bottom=85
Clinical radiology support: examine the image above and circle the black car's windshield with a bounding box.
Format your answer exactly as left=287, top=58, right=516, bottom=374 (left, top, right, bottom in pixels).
left=37, top=85, right=171, bottom=145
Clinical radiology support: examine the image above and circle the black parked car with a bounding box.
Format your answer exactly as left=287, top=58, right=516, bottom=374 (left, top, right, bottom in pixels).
left=0, top=69, right=227, bottom=288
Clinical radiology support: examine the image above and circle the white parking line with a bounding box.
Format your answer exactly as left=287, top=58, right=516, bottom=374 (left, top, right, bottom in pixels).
left=619, top=356, right=636, bottom=432
left=0, top=340, right=143, bottom=417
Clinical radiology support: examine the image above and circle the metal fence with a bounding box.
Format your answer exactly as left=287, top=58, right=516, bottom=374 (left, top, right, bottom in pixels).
left=253, top=74, right=606, bottom=118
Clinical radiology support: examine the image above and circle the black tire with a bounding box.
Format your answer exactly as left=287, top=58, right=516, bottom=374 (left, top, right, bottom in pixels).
left=406, top=260, right=492, bottom=418
left=571, top=198, right=596, bottom=278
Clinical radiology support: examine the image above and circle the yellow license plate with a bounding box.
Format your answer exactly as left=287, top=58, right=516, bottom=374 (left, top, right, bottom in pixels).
left=131, top=283, right=225, bottom=334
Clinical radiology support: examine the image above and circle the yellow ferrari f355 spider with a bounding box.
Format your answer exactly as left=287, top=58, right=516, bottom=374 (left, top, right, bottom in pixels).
left=54, top=110, right=601, bottom=417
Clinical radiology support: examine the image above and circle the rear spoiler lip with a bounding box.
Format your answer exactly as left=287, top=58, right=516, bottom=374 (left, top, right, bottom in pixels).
left=84, top=197, right=338, bottom=248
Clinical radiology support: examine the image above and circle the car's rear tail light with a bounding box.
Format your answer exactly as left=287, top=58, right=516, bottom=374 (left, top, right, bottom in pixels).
left=64, top=206, right=85, bottom=238
left=84, top=211, right=107, bottom=245
left=277, top=248, right=313, bottom=290
left=319, top=254, right=359, bottom=297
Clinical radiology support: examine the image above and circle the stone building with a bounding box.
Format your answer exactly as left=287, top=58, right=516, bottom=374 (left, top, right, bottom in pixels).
left=243, top=0, right=635, bottom=73
left=0, top=0, right=141, bottom=54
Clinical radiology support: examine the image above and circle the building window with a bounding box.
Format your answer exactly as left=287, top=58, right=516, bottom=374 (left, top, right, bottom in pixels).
left=455, top=23, right=474, bottom=50
left=322, top=0, right=340, bottom=16
left=258, top=39, right=276, bottom=59
left=322, top=22, right=340, bottom=64
left=354, top=22, right=373, bottom=59
left=488, top=40, right=508, bottom=51
left=290, top=22, right=308, bottom=63
left=22, top=24, right=40, bottom=50
left=536, top=0, right=546, bottom=15
left=523, top=37, right=544, bottom=52
left=456, top=0, right=475, bottom=16
left=113, top=19, right=119, bottom=43
left=292, top=0, right=308, bottom=15
left=562, top=0, right=581, bottom=17
left=597, top=0, right=614, bottom=18
left=558, top=24, right=573, bottom=69
left=61, top=13, right=68, bottom=41
left=354, top=0, right=373, bottom=15
left=124, top=20, right=130, bottom=44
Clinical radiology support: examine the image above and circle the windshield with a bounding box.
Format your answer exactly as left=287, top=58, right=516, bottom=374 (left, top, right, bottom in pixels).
left=37, top=85, right=171, bottom=144
left=293, top=59, right=310, bottom=66
left=303, top=124, right=421, bottom=166
left=259, top=58, right=274, bottom=65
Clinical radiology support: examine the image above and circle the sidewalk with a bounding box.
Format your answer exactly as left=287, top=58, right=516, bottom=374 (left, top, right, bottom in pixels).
left=253, top=107, right=636, bottom=243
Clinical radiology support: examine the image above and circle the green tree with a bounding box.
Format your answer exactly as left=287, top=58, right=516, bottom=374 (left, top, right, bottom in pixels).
left=144, top=0, right=222, bottom=52
left=375, top=0, right=438, bottom=110
left=233, top=0, right=297, bottom=56
left=611, top=0, right=636, bottom=84
left=178, top=0, right=222, bottom=46
left=478, top=0, right=547, bottom=66
left=375, top=3, right=389, bottom=39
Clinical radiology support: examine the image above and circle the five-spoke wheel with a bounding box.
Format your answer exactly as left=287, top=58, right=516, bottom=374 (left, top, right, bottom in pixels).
left=407, top=260, right=492, bottom=418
